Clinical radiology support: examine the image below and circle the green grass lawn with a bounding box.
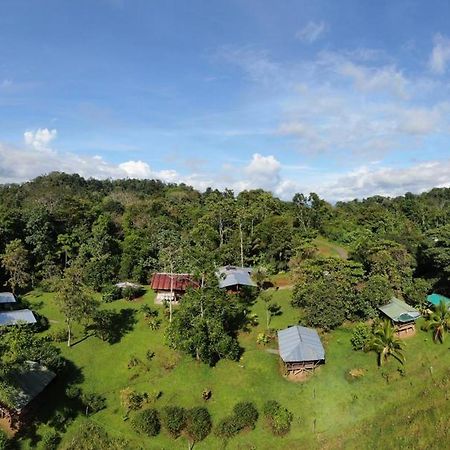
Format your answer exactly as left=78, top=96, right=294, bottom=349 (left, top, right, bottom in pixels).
left=314, top=237, right=348, bottom=259
left=14, top=288, right=450, bottom=449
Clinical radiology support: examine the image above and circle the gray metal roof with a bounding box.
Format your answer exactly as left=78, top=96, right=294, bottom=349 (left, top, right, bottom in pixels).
left=278, top=326, right=325, bottom=363
left=0, top=292, right=16, bottom=304
left=379, top=297, right=421, bottom=323
left=8, top=362, right=56, bottom=411
left=115, top=282, right=141, bottom=289
left=216, top=266, right=257, bottom=288
left=0, top=309, right=36, bottom=326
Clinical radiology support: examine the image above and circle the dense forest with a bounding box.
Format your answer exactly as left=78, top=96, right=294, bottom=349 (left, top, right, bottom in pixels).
left=0, top=172, right=448, bottom=299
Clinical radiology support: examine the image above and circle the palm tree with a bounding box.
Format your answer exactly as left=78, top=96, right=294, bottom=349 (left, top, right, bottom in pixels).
left=425, top=300, right=450, bottom=343
left=367, top=320, right=405, bottom=366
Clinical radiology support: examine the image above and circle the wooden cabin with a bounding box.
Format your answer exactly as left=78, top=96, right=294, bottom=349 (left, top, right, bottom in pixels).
left=378, top=297, right=421, bottom=337
left=0, top=362, right=55, bottom=433
left=150, top=273, right=198, bottom=304
left=277, top=326, right=325, bottom=375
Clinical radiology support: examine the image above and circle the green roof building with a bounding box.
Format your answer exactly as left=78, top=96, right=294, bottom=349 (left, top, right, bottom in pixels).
left=379, top=297, right=421, bottom=337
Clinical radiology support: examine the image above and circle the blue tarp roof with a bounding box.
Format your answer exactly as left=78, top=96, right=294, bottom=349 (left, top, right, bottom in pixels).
left=427, top=293, right=450, bottom=307
left=216, top=266, right=257, bottom=288
left=0, top=292, right=16, bottom=304
left=278, top=326, right=325, bottom=363
left=0, top=309, right=36, bottom=326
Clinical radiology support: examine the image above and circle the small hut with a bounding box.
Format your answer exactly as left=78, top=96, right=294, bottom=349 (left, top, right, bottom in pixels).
left=0, top=293, right=16, bottom=305
left=0, top=310, right=36, bottom=327
left=216, top=266, right=256, bottom=292
left=378, top=297, right=421, bottom=337
left=0, top=362, right=56, bottom=432
left=277, top=326, right=325, bottom=375
left=150, top=273, right=198, bottom=304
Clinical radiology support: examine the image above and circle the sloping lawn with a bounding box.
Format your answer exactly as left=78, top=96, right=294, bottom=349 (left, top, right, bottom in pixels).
left=14, top=288, right=450, bottom=449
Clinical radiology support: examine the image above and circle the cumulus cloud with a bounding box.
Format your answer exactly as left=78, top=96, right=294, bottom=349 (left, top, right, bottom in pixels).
left=244, top=153, right=281, bottom=189
left=296, top=21, right=327, bottom=43
left=24, top=128, right=57, bottom=151
left=429, top=33, right=450, bottom=74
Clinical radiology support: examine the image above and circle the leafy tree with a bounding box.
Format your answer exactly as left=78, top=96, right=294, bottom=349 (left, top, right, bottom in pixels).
left=262, top=400, right=293, bottom=436
left=367, top=320, right=405, bottom=366
left=232, top=401, right=259, bottom=430
left=166, top=287, right=242, bottom=365
left=81, top=392, right=106, bottom=415
left=55, top=266, right=98, bottom=347
left=160, top=406, right=187, bottom=438
left=350, top=323, right=372, bottom=351
left=185, top=407, right=212, bottom=449
left=131, top=408, right=161, bottom=436
left=425, top=300, right=450, bottom=343
left=1, top=239, right=30, bottom=294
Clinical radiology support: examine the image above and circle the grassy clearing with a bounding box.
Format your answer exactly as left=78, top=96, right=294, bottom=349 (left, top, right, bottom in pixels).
left=14, top=288, right=450, bottom=449
left=314, top=237, right=348, bottom=259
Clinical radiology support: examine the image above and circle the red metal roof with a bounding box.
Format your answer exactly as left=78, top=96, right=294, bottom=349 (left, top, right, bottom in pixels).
left=150, top=273, right=198, bottom=292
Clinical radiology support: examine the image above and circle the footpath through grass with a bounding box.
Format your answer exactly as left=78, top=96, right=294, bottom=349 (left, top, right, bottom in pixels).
left=15, top=288, right=450, bottom=449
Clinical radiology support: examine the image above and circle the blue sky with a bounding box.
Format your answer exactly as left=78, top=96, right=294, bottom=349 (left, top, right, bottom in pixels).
left=1, top=0, right=450, bottom=200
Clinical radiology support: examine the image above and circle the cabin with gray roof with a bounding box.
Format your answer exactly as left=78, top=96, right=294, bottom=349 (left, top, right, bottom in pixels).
left=277, top=326, right=325, bottom=375
left=0, top=362, right=56, bottom=431
left=378, top=297, right=421, bottom=337
left=0, top=292, right=16, bottom=305
left=216, top=266, right=257, bottom=291
left=0, top=309, right=36, bottom=327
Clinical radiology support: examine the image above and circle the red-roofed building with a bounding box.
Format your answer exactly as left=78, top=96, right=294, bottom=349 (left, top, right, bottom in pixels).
left=150, top=273, right=198, bottom=303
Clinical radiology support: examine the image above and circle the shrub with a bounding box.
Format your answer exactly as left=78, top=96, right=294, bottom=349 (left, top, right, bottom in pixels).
left=214, top=416, right=241, bottom=438
left=81, top=392, right=106, bottom=415
left=350, top=323, right=372, bottom=351
left=185, top=407, right=212, bottom=444
left=233, top=402, right=259, bottom=430
left=256, top=333, right=270, bottom=345
left=123, top=286, right=143, bottom=300
left=131, top=408, right=161, bottom=436
left=120, top=388, right=146, bottom=412
left=160, top=406, right=186, bottom=438
left=102, top=284, right=122, bottom=303
left=40, top=429, right=60, bottom=450
left=263, top=400, right=293, bottom=436
left=65, top=385, right=81, bottom=400
left=48, top=327, right=69, bottom=343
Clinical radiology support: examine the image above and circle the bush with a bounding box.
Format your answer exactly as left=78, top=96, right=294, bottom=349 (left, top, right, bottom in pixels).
left=81, top=392, right=106, bottom=415
left=160, top=406, right=186, bottom=438
left=123, top=286, right=143, bottom=301
left=65, top=385, right=81, bottom=400
left=40, top=429, right=60, bottom=450
left=120, top=388, right=146, bottom=412
left=48, top=327, right=69, bottom=343
left=131, top=408, right=161, bottom=436
left=256, top=332, right=270, bottom=345
left=350, top=323, right=372, bottom=351
left=185, top=407, right=212, bottom=444
left=233, top=402, right=258, bottom=430
left=102, top=284, right=122, bottom=303
left=263, top=400, right=293, bottom=436
left=215, top=416, right=241, bottom=438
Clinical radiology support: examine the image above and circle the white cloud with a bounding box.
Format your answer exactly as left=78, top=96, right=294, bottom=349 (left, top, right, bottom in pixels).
left=296, top=21, right=327, bottom=43
left=339, top=62, right=408, bottom=98
left=429, top=33, right=450, bottom=74
left=244, top=153, right=281, bottom=189
left=24, top=128, right=58, bottom=151
left=118, top=160, right=152, bottom=178
left=395, top=107, right=443, bottom=135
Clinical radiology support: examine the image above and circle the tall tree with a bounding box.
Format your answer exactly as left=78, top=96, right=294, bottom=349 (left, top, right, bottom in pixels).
left=425, top=300, right=450, bottom=343
left=55, top=266, right=98, bottom=347
left=1, top=239, right=30, bottom=294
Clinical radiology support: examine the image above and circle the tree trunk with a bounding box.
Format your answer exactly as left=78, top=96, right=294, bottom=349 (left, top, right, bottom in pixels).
left=67, top=321, right=72, bottom=347
left=239, top=221, right=244, bottom=267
